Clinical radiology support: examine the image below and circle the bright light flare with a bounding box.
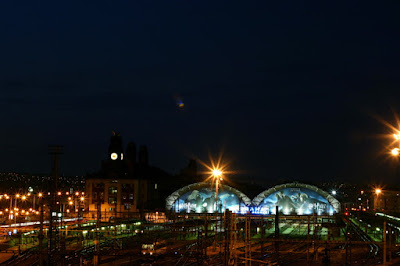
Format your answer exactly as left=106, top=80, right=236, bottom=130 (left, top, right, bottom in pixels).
left=392, top=148, right=399, bottom=156
left=375, top=188, right=382, bottom=195
left=394, top=133, right=400, bottom=140
left=331, top=190, right=337, bottom=195
left=212, top=169, right=222, bottom=178
left=197, top=151, right=237, bottom=184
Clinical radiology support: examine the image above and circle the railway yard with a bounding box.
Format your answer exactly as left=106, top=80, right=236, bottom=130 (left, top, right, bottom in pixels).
left=0, top=211, right=397, bottom=265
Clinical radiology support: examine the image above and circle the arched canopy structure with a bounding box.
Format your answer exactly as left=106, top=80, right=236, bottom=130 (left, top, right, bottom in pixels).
left=252, top=182, right=340, bottom=215
left=166, top=182, right=252, bottom=213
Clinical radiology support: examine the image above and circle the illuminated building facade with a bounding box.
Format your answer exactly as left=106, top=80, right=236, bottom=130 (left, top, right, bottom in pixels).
left=166, top=182, right=341, bottom=215
left=166, top=182, right=252, bottom=214
left=86, top=132, right=162, bottom=218
left=252, top=183, right=340, bottom=215
left=86, top=178, right=146, bottom=217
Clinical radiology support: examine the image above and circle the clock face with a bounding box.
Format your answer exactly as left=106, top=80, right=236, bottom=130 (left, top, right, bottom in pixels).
left=111, top=153, right=118, bottom=160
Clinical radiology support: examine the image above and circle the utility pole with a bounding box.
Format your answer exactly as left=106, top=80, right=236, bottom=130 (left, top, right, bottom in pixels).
left=383, top=221, right=387, bottom=265
left=307, top=216, right=310, bottom=264
left=224, top=210, right=230, bottom=265
left=389, top=225, right=392, bottom=262
left=245, top=213, right=251, bottom=266
left=48, top=145, right=64, bottom=265
left=260, top=217, right=264, bottom=257
left=232, top=213, right=237, bottom=265
left=275, top=206, right=279, bottom=263
left=39, top=197, right=44, bottom=266
left=93, top=184, right=103, bottom=265
left=204, top=214, right=208, bottom=258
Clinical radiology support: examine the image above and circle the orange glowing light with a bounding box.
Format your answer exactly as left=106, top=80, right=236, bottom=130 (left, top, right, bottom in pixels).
left=197, top=152, right=236, bottom=183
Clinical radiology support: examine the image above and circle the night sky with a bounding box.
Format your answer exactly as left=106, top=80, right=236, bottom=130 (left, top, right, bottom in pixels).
left=1, top=1, right=400, bottom=185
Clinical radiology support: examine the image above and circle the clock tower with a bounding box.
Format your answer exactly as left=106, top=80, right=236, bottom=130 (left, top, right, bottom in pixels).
left=108, top=131, right=124, bottom=161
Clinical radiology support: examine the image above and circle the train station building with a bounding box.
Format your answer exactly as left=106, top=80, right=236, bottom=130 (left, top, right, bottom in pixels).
left=166, top=182, right=341, bottom=215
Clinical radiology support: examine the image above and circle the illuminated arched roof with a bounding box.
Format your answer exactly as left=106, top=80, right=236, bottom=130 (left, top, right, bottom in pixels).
left=252, top=182, right=341, bottom=213
left=166, top=182, right=252, bottom=211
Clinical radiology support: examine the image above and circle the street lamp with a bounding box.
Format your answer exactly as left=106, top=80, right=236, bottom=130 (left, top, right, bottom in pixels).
left=212, top=169, right=223, bottom=213
left=77, top=196, right=85, bottom=230
left=375, top=188, right=382, bottom=211
left=391, top=131, right=400, bottom=156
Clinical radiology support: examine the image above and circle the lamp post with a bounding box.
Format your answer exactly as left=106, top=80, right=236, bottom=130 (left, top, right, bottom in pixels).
left=212, top=168, right=223, bottom=252
left=79, top=196, right=84, bottom=230
left=391, top=132, right=400, bottom=185
left=375, top=188, right=382, bottom=211
left=212, top=169, right=223, bottom=213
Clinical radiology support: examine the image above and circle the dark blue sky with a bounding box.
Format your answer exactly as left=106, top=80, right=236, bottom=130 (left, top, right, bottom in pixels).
left=1, top=1, right=400, bottom=184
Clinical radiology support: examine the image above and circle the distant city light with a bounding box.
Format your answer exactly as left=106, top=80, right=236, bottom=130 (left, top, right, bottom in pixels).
left=391, top=148, right=399, bottom=156
left=331, top=190, right=336, bottom=195
left=375, top=188, right=382, bottom=195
